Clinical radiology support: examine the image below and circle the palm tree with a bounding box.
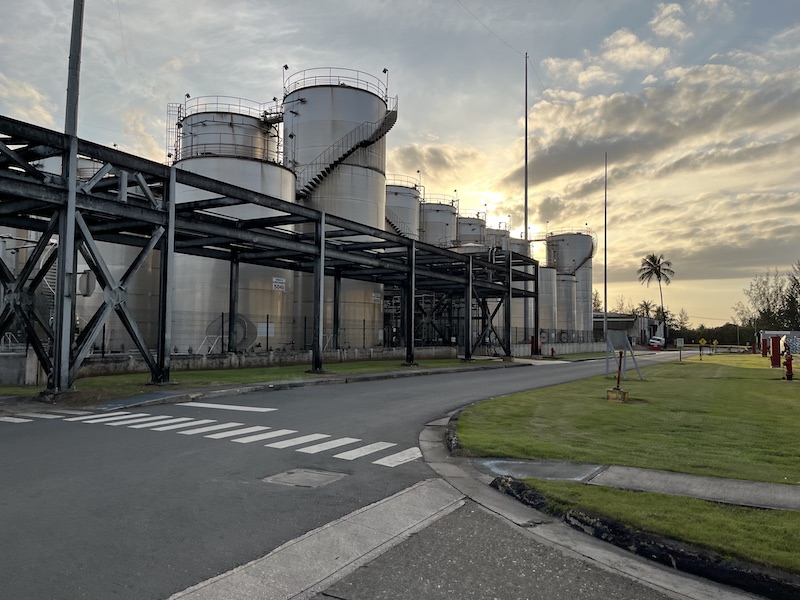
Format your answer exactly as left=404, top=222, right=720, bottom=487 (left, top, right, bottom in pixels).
left=637, top=299, right=654, bottom=318
left=637, top=253, right=674, bottom=334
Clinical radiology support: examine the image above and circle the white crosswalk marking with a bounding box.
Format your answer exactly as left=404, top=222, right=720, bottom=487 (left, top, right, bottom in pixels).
left=128, top=417, right=194, bottom=429
left=266, top=433, right=330, bottom=449
left=150, top=419, right=216, bottom=431
left=178, top=422, right=244, bottom=436
left=64, top=411, right=131, bottom=422
left=296, top=437, right=361, bottom=454
left=1, top=416, right=33, bottom=423
left=47, top=409, right=92, bottom=416
left=205, top=425, right=270, bottom=439
left=176, top=402, right=277, bottom=413
left=106, top=415, right=177, bottom=427
left=372, top=447, right=423, bottom=467
left=80, top=413, right=149, bottom=424
left=333, top=441, right=397, bottom=460
left=15, top=412, right=64, bottom=419
left=232, top=429, right=296, bottom=444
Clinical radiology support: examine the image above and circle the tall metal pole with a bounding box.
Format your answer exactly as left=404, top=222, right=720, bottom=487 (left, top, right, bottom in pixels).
left=52, top=0, right=85, bottom=392
left=523, top=52, right=530, bottom=338
left=604, top=152, right=609, bottom=377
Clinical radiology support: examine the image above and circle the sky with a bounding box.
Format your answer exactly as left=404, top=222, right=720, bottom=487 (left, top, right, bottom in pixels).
left=2, top=0, right=799, bottom=327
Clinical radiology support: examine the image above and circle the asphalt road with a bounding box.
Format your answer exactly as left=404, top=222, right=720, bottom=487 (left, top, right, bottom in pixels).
left=1, top=353, right=681, bottom=600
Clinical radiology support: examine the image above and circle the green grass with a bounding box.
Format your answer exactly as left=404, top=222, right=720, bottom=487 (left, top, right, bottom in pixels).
left=524, top=479, right=800, bottom=573
left=459, top=354, right=800, bottom=484
left=0, top=358, right=468, bottom=406
left=458, top=354, right=800, bottom=573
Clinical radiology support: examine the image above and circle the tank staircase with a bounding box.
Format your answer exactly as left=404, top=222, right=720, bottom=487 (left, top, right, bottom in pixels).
left=385, top=207, right=417, bottom=239
left=296, top=97, right=398, bottom=200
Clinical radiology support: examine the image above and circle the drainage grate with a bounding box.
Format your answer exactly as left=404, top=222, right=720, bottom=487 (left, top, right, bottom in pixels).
left=262, top=469, right=347, bottom=488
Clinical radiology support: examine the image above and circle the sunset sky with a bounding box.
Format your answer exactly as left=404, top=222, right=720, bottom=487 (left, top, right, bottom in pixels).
left=2, top=1, right=798, bottom=326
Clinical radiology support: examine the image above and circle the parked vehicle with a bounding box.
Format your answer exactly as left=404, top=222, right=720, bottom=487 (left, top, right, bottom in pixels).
left=648, top=336, right=665, bottom=350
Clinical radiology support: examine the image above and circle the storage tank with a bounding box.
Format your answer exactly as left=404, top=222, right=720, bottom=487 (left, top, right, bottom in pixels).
left=538, top=266, right=558, bottom=332
left=171, top=96, right=297, bottom=353
left=284, top=68, right=394, bottom=348
left=509, top=238, right=533, bottom=338
left=546, top=231, right=595, bottom=335
left=420, top=196, right=457, bottom=247
left=485, top=227, right=510, bottom=250
left=556, top=273, right=577, bottom=335
left=385, top=174, right=421, bottom=239
left=457, top=216, right=486, bottom=245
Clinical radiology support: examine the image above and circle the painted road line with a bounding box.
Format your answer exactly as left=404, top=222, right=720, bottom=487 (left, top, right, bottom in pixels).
left=176, top=402, right=277, bottom=413
left=46, top=409, right=92, bottom=415
left=1, top=416, right=33, bottom=423
left=204, top=425, right=270, bottom=439
left=177, top=422, right=244, bottom=436
left=232, top=429, right=296, bottom=444
left=15, top=412, right=64, bottom=419
left=128, top=417, right=194, bottom=429
left=372, top=447, right=423, bottom=467
left=265, top=433, right=331, bottom=449
left=333, top=441, right=397, bottom=460
left=296, top=437, right=362, bottom=454
left=63, top=411, right=131, bottom=422
left=79, top=413, right=150, bottom=424
left=106, top=415, right=178, bottom=427
left=150, top=419, right=216, bottom=432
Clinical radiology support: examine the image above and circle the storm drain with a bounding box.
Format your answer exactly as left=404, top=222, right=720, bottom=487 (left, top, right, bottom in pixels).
left=262, top=469, right=347, bottom=488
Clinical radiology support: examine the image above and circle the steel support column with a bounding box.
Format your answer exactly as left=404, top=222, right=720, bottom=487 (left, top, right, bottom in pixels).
left=310, top=212, right=325, bottom=372
left=504, top=251, right=512, bottom=356
left=404, top=241, right=416, bottom=365
left=228, top=252, right=240, bottom=353
left=464, top=256, right=473, bottom=361
left=51, top=137, right=79, bottom=392
left=333, top=269, right=341, bottom=350
left=155, top=166, right=176, bottom=382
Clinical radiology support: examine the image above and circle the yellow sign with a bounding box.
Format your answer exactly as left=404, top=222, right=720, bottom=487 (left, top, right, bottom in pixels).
left=699, top=338, right=707, bottom=346
left=713, top=339, right=719, bottom=346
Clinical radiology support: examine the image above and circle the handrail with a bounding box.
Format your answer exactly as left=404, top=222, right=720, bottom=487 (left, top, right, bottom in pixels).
left=182, top=95, right=282, bottom=120
left=385, top=207, right=417, bottom=239
left=285, top=67, right=387, bottom=101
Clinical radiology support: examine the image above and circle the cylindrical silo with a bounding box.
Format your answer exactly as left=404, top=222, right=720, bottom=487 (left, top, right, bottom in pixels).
left=538, top=266, right=558, bottom=332
left=508, top=239, right=533, bottom=339
left=284, top=68, right=393, bottom=348
left=547, top=231, right=595, bottom=337
left=171, top=96, right=297, bottom=353
left=485, top=228, right=510, bottom=250
left=386, top=175, right=421, bottom=239
left=457, top=216, right=486, bottom=245
left=556, top=274, right=577, bottom=335
left=420, top=198, right=457, bottom=247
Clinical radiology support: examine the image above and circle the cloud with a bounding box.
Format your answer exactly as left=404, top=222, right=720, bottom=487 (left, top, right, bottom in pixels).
left=120, top=108, right=164, bottom=162
left=649, top=3, right=693, bottom=41
left=0, top=74, right=56, bottom=127
left=600, top=29, right=671, bottom=71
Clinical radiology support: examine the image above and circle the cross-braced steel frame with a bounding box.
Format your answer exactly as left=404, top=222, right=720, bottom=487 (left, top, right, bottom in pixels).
left=0, top=115, right=538, bottom=395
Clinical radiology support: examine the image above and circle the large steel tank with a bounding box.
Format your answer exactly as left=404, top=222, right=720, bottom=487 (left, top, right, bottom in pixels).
left=556, top=273, right=577, bottom=335
left=509, top=238, right=533, bottom=338
left=457, top=216, right=486, bottom=245
left=172, top=96, right=297, bottom=353
left=546, top=231, right=595, bottom=335
left=485, top=227, right=510, bottom=250
left=284, top=68, right=392, bottom=348
left=420, top=197, right=457, bottom=247
left=538, top=266, right=558, bottom=332
left=386, top=175, right=421, bottom=239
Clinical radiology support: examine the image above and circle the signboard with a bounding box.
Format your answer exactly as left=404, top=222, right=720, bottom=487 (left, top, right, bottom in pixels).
left=372, top=293, right=382, bottom=304
left=272, top=277, right=286, bottom=292
left=676, top=338, right=684, bottom=348
left=699, top=338, right=707, bottom=346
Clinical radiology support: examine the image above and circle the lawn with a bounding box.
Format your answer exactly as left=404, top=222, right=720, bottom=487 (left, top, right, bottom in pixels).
left=457, top=354, right=800, bottom=573
left=1, top=358, right=469, bottom=406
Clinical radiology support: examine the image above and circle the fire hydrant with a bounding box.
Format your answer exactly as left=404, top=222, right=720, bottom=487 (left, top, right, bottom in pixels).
left=784, top=353, right=793, bottom=380
left=550, top=347, right=556, bottom=358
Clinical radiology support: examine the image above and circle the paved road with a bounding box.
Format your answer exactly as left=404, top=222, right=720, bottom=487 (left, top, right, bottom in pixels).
left=1, top=353, right=690, bottom=600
